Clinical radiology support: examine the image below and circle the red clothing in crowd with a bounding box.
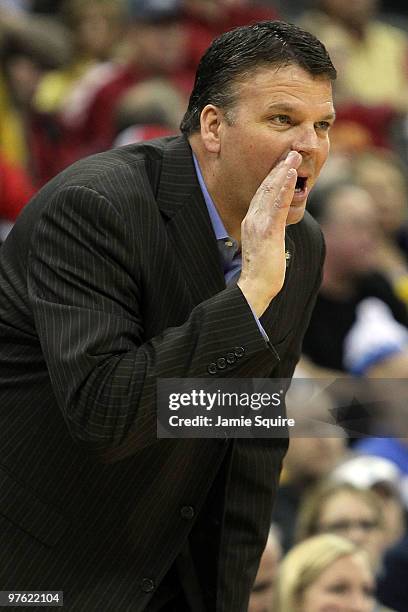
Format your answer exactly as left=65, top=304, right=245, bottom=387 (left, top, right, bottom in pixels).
left=182, top=3, right=280, bottom=68
left=334, top=103, right=398, bottom=150
left=0, top=156, right=35, bottom=222
left=73, top=65, right=194, bottom=155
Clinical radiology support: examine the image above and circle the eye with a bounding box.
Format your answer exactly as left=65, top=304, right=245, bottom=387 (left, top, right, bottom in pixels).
left=328, top=582, right=349, bottom=594
left=271, top=115, right=292, bottom=125
left=315, top=121, right=331, bottom=131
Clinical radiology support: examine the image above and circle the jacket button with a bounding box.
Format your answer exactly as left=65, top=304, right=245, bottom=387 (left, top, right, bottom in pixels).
left=216, top=357, right=226, bottom=369
left=141, top=578, right=155, bottom=593
left=234, top=346, right=245, bottom=358
left=180, top=505, right=195, bottom=520
left=226, top=352, right=236, bottom=364
left=207, top=362, right=217, bottom=375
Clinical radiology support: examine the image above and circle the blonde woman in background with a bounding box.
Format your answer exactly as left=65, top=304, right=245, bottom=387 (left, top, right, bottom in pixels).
left=295, top=481, right=387, bottom=572
left=275, top=533, right=388, bottom=612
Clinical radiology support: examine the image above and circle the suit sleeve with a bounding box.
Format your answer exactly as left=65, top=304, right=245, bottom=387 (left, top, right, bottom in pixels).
left=27, top=186, right=275, bottom=460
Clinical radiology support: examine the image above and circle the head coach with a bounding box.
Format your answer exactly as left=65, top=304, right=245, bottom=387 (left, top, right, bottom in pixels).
left=0, top=21, right=336, bottom=612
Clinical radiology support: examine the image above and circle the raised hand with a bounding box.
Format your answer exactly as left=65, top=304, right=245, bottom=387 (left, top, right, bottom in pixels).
left=237, top=150, right=302, bottom=317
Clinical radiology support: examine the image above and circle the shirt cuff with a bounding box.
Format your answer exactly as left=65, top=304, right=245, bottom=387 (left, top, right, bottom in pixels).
left=248, top=302, right=270, bottom=343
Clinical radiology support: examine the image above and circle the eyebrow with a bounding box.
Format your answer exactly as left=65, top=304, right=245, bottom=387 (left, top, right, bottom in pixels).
left=266, top=103, right=336, bottom=121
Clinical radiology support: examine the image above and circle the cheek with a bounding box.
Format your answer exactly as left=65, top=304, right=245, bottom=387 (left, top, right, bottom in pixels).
left=247, top=134, right=288, bottom=168
left=317, top=141, right=330, bottom=170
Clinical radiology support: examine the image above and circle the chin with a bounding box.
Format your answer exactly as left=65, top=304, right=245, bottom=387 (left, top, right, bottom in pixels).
left=286, top=205, right=306, bottom=226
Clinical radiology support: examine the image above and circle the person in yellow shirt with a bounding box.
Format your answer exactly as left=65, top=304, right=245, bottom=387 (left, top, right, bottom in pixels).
left=34, top=0, right=124, bottom=115
left=299, top=0, right=408, bottom=112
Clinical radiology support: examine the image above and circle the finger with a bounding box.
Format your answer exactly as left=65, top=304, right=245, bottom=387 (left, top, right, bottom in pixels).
left=272, top=167, right=298, bottom=213
left=253, top=150, right=302, bottom=204
left=268, top=150, right=302, bottom=187
left=257, top=165, right=298, bottom=223
left=262, top=167, right=297, bottom=234
left=267, top=150, right=302, bottom=181
left=285, top=150, right=302, bottom=169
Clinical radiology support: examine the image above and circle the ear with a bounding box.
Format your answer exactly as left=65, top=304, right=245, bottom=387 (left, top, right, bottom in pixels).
left=199, top=104, right=222, bottom=153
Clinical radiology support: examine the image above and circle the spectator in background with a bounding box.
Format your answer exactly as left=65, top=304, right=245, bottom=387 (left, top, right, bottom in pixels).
left=331, top=455, right=407, bottom=550
left=274, top=534, right=376, bottom=612
left=248, top=527, right=282, bottom=612
left=340, top=314, right=408, bottom=501
left=295, top=482, right=387, bottom=572
left=343, top=297, right=408, bottom=377
left=351, top=150, right=408, bottom=307
left=0, top=7, right=69, bottom=170
left=27, top=0, right=126, bottom=185
left=298, top=0, right=408, bottom=150
left=303, top=181, right=408, bottom=373
left=113, top=78, right=184, bottom=147
left=63, top=0, right=193, bottom=159
left=328, top=454, right=408, bottom=612
left=299, top=0, right=408, bottom=112
left=34, top=0, right=125, bottom=116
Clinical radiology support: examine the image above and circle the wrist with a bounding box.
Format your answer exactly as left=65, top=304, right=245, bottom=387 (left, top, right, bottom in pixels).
left=237, top=279, right=277, bottom=317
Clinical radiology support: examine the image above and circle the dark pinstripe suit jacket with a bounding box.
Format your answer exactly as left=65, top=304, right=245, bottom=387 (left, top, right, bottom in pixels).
left=0, top=136, right=324, bottom=611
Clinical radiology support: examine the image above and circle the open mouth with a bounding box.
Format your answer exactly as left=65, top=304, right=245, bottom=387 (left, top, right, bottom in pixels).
left=295, top=176, right=307, bottom=193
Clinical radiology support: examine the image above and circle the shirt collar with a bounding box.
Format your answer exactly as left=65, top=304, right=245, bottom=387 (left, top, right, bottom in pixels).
left=193, top=153, right=229, bottom=241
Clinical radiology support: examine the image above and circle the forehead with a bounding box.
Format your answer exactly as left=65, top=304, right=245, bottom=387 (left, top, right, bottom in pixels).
left=321, top=491, right=373, bottom=515
left=234, top=64, right=334, bottom=115
left=320, top=554, right=372, bottom=582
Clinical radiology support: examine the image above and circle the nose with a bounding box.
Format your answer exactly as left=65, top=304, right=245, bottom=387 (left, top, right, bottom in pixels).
left=292, top=124, right=320, bottom=156
left=345, top=525, right=369, bottom=547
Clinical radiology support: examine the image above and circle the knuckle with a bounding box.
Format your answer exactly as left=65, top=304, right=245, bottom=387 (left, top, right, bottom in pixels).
left=259, top=179, right=277, bottom=194
left=272, top=196, right=288, bottom=210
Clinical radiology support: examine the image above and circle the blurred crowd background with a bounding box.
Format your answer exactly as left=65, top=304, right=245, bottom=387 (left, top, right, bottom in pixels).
left=2, top=0, right=408, bottom=610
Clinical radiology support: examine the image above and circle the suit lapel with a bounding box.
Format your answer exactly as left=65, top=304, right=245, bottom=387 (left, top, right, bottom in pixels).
left=157, top=137, right=225, bottom=309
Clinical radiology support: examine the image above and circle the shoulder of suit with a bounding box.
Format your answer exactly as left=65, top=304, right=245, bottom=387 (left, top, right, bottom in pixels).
left=41, top=135, right=184, bottom=194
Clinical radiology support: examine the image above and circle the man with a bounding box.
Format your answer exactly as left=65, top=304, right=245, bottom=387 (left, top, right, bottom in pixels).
left=0, top=21, right=335, bottom=611
left=303, top=181, right=408, bottom=373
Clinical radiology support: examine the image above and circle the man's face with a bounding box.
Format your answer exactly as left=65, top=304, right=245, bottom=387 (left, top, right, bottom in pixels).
left=323, top=186, right=379, bottom=276
left=217, top=64, right=335, bottom=225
